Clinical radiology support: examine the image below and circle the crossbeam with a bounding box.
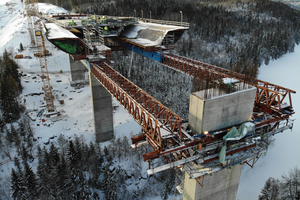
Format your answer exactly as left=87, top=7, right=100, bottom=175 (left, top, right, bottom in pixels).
left=90, top=62, right=187, bottom=151
left=161, top=53, right=296, bottom=113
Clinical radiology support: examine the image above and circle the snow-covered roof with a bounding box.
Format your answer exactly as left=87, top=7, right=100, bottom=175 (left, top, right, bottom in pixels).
left=44, top=23, right=78, bottom=39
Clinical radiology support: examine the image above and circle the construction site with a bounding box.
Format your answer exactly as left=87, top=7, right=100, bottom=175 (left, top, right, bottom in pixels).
left=22, top=0, right=296, bottom=199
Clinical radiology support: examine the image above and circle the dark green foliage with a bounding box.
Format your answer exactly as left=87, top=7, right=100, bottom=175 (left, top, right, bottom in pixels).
left=10, top=136, right=176, bottom=199
left=19, top=43, right=24, bottom=52
left=11, top=168, right=25, bottom=199
left=23, top=161, right=37, bottom=198
left=0, top=50, right=24, bottom=123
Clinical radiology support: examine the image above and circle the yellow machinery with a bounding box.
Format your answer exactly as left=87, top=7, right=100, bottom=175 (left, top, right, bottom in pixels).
left=25, top=0, right=55, bottom=112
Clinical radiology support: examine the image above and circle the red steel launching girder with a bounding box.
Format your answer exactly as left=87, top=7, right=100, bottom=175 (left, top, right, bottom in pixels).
left=90, top=62, right=184, bottom=150
left=161, top=53, right=296, bottom=113
left=89, top=60, right=292, bottom=163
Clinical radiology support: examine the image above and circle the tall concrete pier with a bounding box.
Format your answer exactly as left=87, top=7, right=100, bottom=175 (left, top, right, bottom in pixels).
left=69, top=55, right=87, bottom=84
left=183, top=164, right=243, bottom=200
left=89, top=72, right=114, bottom=142
left=69, top=55, right=114, bottom=142
left=185, top=81, right=256, bottom=200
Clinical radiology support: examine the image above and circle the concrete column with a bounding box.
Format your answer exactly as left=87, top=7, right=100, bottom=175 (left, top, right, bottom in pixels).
left=89, top=72, right=114, bottom=142
left=183, top=164, right=243, bottom=200
left=69, top=55, right=87, bottom=86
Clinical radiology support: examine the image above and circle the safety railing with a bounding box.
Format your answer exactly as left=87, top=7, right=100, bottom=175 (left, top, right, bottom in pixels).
left=141, top=18, right=189, bottom=28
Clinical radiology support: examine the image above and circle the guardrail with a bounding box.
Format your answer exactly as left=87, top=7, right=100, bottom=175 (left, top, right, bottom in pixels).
left=141, top=18, right=190, bottom=28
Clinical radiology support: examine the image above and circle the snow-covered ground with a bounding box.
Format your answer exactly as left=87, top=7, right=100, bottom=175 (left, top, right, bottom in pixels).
left=1, top=0, right=299, bottom=199
left=237, top=44, right=300, bottom=199
left=0, top=0, right=141, bottom=144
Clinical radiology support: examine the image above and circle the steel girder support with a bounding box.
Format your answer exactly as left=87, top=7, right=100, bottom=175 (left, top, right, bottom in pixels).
left=90, top=62, right=185, bottom=153
left=160, top=53, right=295, bottom=113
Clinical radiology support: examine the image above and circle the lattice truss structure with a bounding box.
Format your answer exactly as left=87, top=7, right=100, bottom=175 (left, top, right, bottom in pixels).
left=25, top=0, right=55, bottom=112
left=37, top=12, right=295, bottom=181
left=89, top=52, right=295, bottom=179
left=25, top=0, right=38, bottom=46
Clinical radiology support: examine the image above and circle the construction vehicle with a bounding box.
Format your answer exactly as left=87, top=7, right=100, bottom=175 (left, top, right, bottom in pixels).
left=34, top=50, right=52, bottom=57
left=14, top=54, right=24, bottom=59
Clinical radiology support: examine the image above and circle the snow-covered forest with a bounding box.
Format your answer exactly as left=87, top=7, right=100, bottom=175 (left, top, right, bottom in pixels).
left=258, top=167, right=300, bottom=200
left=8, top=133, right=179, bottom=199
left=41, top=0, right=300, bottom=70
left=1, top=0, right=300, bottom=199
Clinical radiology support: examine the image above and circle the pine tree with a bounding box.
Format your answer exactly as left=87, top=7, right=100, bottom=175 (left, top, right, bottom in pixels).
left=23, top=161, right=37, bottom=198
left=21, top=143, right=29, bottom=162
left=5, top=127, right=14, bottom=145
left=19, top=43, right=24, bottom=52
left=36, top=148, right=50, bottom=198
left=259, top=177, right=280, bottom=200
left=0, top=50, right=24, bottom=123
left=13, top=157, right=23, bottom=176
left=11, top=168, right=25, bottom=199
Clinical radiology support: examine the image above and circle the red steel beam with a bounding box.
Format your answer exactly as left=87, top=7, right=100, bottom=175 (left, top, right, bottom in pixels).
left=90, top=62, right=184, bottom=150
left=161, top=53, right=296, bottom=113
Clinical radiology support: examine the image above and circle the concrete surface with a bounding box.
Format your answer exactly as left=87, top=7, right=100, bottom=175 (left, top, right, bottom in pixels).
left=183, top=164, right=243, bottom=200
left=69, top=55, right=86, bottom=82
left=89, top=72, right=114, bottom=142
left=189, top=87, right=256, bottom=135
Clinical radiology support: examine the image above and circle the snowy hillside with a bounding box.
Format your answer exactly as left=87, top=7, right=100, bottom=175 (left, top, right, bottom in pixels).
left=0, top=1, right=153, bottom=199
left=0, top=0, right=141, bottom=145
left=1, top=0, right=299, bottom=199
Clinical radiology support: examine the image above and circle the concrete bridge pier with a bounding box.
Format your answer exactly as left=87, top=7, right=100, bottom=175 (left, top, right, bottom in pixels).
left=183, top=165, right=243, bottom=200
left=185, top=82, right=256, bottom=200
left=69, top=55, right=114, bottom=142
left=89, top=71, right=114, bottom=142
left=69, top=55, right=88, bottom=86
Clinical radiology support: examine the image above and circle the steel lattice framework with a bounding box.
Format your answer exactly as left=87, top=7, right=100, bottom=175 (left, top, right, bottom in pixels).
left=40, top=13, right=295, bottom=176
left=90, top=62, right=191, bottom=160
left=26, top=0, right=55, bottom=112
left=25, top=0, right=38, bottom=47
left=161, top=53, right=296, bottom=113
left=89, top=61, right=294, bottom=167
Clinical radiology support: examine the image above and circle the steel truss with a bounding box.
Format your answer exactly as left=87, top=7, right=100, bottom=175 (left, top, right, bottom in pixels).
left=161, top=53, right=296, bottom=113
left=90, top=62, right=194, bottom=160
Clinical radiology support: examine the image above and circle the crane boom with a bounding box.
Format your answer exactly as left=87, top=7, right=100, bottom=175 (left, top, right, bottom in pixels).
left=25, top=0, right=55, bottom=112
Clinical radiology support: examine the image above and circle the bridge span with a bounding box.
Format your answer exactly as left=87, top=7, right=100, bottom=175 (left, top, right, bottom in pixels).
left=35, top=11, right=296, bottom=200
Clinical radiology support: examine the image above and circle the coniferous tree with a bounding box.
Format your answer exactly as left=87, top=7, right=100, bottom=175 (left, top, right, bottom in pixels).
left=259, top=177, right=280, bottom=200
left=21, top=143, right=28, bottom=162
left=0, top=50, right=24, bottom=123
left=23, top=161, right=37, bottom=199
left=14, top=157, right=23, bottom=176
left=19, top=43, right=24, bottom=52
left=11, top=168, right=25, bottom=199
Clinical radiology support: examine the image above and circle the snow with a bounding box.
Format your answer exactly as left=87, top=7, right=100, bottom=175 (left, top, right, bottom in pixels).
left=38, top=3, right=67, bottom=14
left=0, top=1, right=299, bottom=199
left=0, top=0, right=142, bottom=154
left=236, top=44, right=300, bottom=200
left=121, top=21, right=187, bottom=47
left=44, top=23, right=77, bottom=39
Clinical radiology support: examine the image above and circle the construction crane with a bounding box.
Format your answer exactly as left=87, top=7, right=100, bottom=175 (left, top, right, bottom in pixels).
left=25, top=0, right=55, bottom=112
left=25, top=0, right=36, bottom=47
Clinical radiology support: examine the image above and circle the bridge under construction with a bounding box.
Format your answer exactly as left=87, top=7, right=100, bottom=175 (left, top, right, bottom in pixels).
left=25, top=1, right=296, bottom=199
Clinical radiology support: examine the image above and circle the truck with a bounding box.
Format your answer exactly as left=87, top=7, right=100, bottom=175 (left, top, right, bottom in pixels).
left=14, top=54, right=24, bottom=59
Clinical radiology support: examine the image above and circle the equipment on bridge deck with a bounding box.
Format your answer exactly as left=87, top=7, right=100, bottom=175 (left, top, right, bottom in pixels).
left=41, top=12, right=296, bottom=189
